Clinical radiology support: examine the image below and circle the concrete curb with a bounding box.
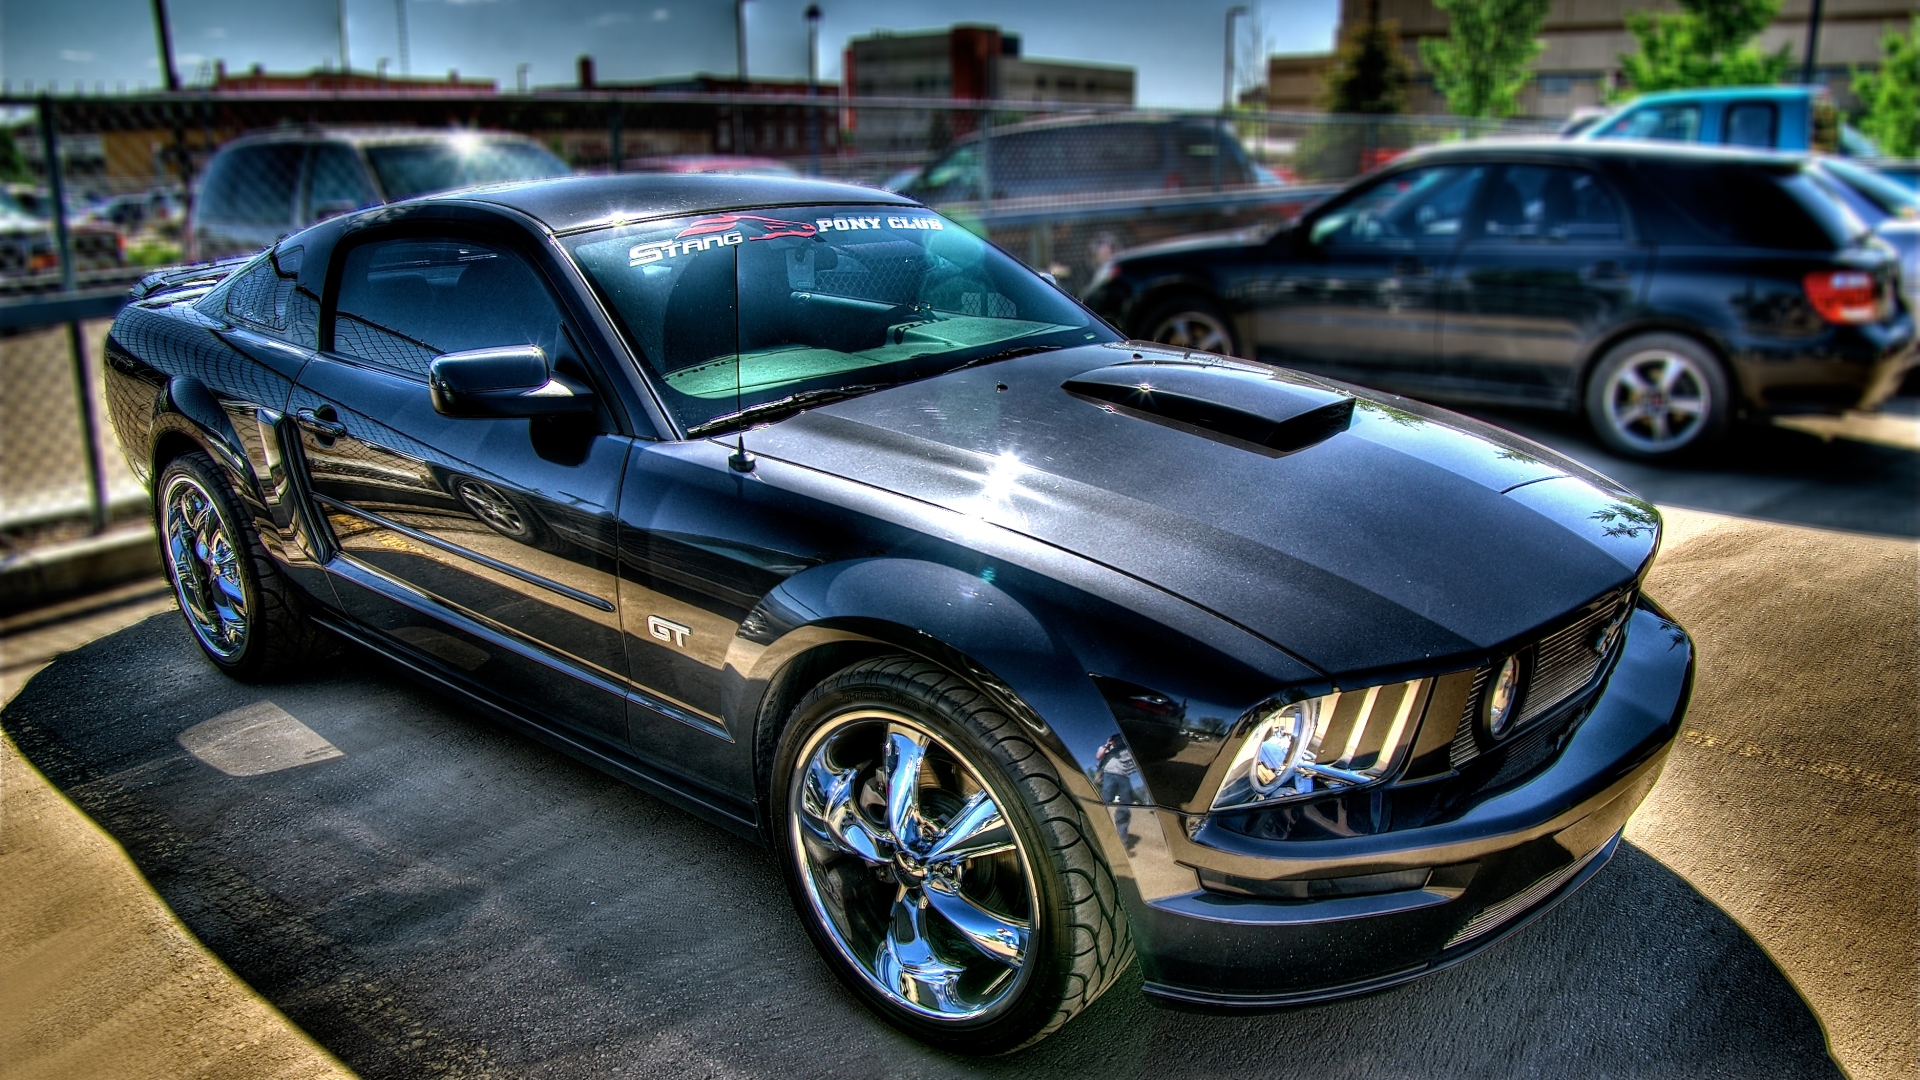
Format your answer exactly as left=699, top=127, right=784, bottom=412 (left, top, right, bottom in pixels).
left=0, top=525, right=161, bottom=617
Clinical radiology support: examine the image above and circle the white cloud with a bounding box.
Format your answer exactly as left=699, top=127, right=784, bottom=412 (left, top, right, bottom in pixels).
left=593, top=11, right=633, bottom=25
left=206, top=27, right=228, bottom=39
left=60, top=49, right=95, bottom=63
left=652, top=7, right=670, bottom=21
left=442, top=0, right=502, bottom=5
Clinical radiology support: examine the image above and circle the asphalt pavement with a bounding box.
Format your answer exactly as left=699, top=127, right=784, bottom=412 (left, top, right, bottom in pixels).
left=1, top=407, right=1914, bottom=1080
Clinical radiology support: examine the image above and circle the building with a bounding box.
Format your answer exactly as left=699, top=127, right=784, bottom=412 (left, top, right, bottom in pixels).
left=1257, top=53, right=1341, bottom=113
left=211, top=62, right=496, bottom=95
left=842, top=24, right=1134, bottom=151
left=1339, top=0, right=1908, bottom=119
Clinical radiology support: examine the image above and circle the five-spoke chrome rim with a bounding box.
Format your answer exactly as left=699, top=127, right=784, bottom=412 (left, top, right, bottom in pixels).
left=790, top=711, right=1036, bottom=1021
left=1149, top=310, right=1233, bottom=356
left=1602, top=349, right=1711, bottom=454
left=163, top=474, right=248, bottom=659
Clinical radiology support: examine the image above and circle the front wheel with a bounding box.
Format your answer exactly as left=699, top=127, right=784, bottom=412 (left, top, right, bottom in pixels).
left=1583, top=334, right=1731, bottom=460
left=774, top=658, right=1132, bottom=1053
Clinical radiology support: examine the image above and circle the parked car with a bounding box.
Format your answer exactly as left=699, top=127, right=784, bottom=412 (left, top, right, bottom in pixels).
left=1575, top=85, right=1882, bottom=158
left=190, top=129, right=569, bottom=258
left=894, top=114, right=1269, bottom=205
left=1810, top=156, right=1920, bottom=311
left=0, top=182, right=125, bottom=275
left=623, top=154, right=798, bottom=177
left=1085, top=140, right=1916, bottom=460
left=108, top=173, right=1690, bottom=1051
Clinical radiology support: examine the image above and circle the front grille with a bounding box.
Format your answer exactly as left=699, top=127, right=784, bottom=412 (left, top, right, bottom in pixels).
left=1450, top=590, right=1633, bottom=770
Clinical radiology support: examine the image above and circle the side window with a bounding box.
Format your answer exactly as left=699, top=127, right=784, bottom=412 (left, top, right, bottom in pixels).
left=331, top=237, right=565, bottom=380
left=1599, top=104, right=1701, bottom=143
left=920, top=144, right=981, bottom=200
left=304, top=144, right=373, bottom=223
left=1088, top=124, right=1164, bottom=182
left=225, top=255, right=294, bottom=330
left=199, top=144, right=305, bottom=228
left=1308, top=165, right=1486, bottom=249
left=1724, top=102, right=1778, bottom=148
left=1477, top=165, right=1625, bottom=242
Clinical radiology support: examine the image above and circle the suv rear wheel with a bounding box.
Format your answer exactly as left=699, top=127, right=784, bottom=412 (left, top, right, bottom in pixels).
left=1584, top=333, right=1731, bottom=459
left=1139, top=296, right=1240, bottom=358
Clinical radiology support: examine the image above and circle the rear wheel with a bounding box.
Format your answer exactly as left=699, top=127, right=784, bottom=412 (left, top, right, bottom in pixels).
left=774, top=657, right=1132, bottom=1053
left=157, top=451, right=331, bottom=681
left=1584, top=333, right=1731, bottom=460
left=1139, top=296, right=1240, bottom=358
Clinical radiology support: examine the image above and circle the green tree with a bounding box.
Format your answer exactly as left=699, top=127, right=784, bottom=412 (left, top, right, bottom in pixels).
left=0, top=128, right=28, bottom=183
left=1322, top=0, right=1411, bottom=114
left=1617, top=0, right=1792, bottom=95
left=1852, top=16, right=1919, bottom=158
left=1419, top=0, right=1551, bottom=119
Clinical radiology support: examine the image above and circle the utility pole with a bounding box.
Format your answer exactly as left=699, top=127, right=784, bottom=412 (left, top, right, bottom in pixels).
left=1223, top=5, right=1248, bottom=111
left=1801, top=0, right=1826, bottom=85
left=396, top=0, right=411, bottom=76
left=338, top=0, right=351, bottom=72
left=736, top=0, right=751, bottom=80
left=806, top=3, right=821, bottom=175
left=150, top=0, right=180, bottom=91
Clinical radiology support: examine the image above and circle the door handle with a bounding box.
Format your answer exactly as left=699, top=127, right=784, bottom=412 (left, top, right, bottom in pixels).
left=294, top=407, right=346, bottom=441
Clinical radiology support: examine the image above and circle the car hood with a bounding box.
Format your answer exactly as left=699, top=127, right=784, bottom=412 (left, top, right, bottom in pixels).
left=1115, top=226, right=1272, bottom=262
left=741, top=344, right=1658, bottom=680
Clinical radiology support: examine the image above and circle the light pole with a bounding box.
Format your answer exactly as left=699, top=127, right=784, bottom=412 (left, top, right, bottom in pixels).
left=736, top=0, right=752, bottom=81
left=150, top=0, right=180, bottom=91
left=1223, top=5, right=1248, bottom=112
left=395, top=0, right=411, bottom=76
left=338, top=0, right=351, bottom=72
left=806, top=4, right=822, bottom=175
left=1801, top=0, right=1826, bottom=85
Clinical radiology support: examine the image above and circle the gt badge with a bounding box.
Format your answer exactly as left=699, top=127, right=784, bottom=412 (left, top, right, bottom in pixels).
left=647, top=615, right=692, bottom=648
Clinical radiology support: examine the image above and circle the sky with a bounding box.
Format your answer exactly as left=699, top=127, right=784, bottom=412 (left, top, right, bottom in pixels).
left=0, top=0, right=1341, bottom=108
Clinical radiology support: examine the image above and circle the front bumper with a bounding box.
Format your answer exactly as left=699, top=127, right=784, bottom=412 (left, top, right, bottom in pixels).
left=1097, top=601, right=1693, bottom=1009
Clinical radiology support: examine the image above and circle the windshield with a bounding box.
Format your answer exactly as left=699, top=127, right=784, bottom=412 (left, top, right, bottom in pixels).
left=565, top=204, right=1115, bottom=434
left=365, top=139, right=570, bottom=200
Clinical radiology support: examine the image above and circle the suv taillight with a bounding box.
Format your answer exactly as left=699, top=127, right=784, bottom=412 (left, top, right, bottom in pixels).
left=1803, top=270, right=1882, bottom=325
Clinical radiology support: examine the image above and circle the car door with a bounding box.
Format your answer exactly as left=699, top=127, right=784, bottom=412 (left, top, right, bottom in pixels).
left=289, top=229, right=633, bottom=749
left=1251, top=162, right=1485, bottom=387
left=1437, top=163, right=1648, bottom=408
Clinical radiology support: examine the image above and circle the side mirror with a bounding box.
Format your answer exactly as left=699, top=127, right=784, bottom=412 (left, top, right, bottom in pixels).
left=428, top=346, right=595, bottom=418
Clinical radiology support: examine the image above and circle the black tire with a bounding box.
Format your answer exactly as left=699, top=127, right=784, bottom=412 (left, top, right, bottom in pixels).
left=772, top=656, right=1133, bottom=1054
left=155, top=451, right=332, bottom=681
left=1583, top=333, right=1732, bottom=460
left=1136, top=295, right=1241, bottom=358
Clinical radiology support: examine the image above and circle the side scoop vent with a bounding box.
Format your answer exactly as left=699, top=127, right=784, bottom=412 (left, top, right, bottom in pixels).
left=1064, top=362, right=1353, bottom=457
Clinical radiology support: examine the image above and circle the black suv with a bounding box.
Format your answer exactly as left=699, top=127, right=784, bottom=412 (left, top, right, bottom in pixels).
left=896, top=114, right=1267, bottom=206
left=191, top=129, right=568, bottom=259
left=1084, top=140, right=1916, bottom=459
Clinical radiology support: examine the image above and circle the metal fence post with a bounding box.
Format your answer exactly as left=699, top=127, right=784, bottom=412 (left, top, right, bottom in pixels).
left=609, top=100, right=623, bottom=172
left=37, top=97, right=75, bottom=293
left=35, top=99, right=111, bottom=534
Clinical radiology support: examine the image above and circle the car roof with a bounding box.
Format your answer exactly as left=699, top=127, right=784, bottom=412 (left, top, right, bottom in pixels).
left=1619, top=85, right=1820, bottom=106
left=220, top=127, right=547, bottom=148
left=1399, top=136, right=1809, bottom=170
left=436, top=172, right=920, bottom=234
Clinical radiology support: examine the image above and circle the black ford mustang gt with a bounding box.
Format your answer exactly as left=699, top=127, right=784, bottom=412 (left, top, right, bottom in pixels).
left=106, top=174, right=1693, bottom=1053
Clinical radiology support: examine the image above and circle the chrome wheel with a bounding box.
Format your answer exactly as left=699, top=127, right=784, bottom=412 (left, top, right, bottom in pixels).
left=1601, top=349, right=1711, bottom=455
left=790, top=710, right=1036, bottom=1022
left=455, top=478, right=530, bottom=538
left=1148, top=309, right=1233, bottom=355
left=163, top=473, right=249, bottom=659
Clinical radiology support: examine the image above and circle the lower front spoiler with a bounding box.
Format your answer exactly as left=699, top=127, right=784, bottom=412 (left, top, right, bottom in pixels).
left=1142, top=831, right=1621, bottom=1010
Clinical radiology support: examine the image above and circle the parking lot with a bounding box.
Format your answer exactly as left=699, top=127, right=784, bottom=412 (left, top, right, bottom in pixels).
left=2, top=404, right=1913, bottom=1080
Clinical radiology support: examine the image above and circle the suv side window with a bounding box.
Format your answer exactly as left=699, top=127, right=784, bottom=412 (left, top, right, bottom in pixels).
left=1599, top=104, right=1701, bottom=143
left=918, top=144, right=981, bottom=202
left=331, top=237, right=566, bottom=380
left=198, top=143, right=305, bottom=227
left=1309, top=165, right=1486, bottom=249
left=304, top=144, right=373, bottom=224
left=1476, top=165, right=1626, bottom=242
left=1724, top=102, right=1778, bottom=148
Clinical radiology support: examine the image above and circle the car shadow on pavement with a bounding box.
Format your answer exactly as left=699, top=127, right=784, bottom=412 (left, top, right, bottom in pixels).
left=4, top=615, right=1843, bottom=1080
left=1463, top=401, right=1919, bottom=541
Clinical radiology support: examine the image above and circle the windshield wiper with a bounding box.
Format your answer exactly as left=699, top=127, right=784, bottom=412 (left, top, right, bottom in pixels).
left=946, top=343, right=1064, bottom=373
left=686, top=383, right=892, bottom=438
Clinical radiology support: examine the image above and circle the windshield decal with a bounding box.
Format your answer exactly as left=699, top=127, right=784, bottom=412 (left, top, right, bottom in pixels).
left=629, top=213, right=823, bottom=266
left=815, top=215, right=946, bottom=232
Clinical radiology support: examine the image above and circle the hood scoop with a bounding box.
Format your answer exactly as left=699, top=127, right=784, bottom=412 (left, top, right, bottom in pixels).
left=1063, top=362, right=1353, bottom=457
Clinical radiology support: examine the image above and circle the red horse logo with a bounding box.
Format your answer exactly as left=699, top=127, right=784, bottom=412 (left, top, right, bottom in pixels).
left=677, top=214, right=818, bottom=241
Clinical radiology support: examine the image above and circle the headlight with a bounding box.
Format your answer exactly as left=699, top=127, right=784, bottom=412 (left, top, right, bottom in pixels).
left=1211, top=678, right=1430, bottom=811
left=1485, top=655, right=1521, bottom=738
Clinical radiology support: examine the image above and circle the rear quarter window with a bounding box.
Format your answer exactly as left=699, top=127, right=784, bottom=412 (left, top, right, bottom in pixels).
left=1628, top=161, right=1854, bottom=251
